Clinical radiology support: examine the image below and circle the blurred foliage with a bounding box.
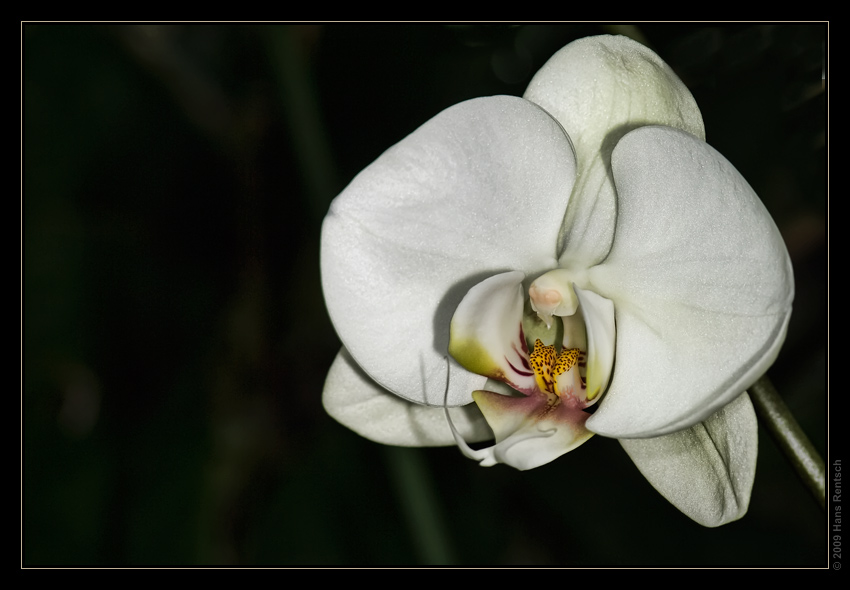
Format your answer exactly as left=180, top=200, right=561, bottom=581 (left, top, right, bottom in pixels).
left=23, top=23, right=826, bottom=566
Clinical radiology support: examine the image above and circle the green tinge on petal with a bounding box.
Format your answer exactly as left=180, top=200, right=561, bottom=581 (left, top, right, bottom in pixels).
left=447, top=333, right=504, bottom=382
left=573, top=286, right=615, bottom=403
left=449, top=271, right=536, bottom=391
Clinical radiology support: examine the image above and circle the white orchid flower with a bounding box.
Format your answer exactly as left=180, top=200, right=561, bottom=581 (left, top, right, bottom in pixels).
left=320, top=35, right=794, bottom=527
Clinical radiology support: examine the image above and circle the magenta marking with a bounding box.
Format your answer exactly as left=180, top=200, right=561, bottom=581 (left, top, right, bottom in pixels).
left=518, top=324, right=529, bottom=354
left=506, top=357, right=533, bottom=377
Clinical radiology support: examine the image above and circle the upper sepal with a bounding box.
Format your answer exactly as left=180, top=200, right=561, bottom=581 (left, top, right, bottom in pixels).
left=524, top=35, right=705, bottom=270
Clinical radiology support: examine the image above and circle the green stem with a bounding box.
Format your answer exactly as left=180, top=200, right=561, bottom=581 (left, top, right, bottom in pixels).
left=749, top=375, right=825, bottom=510
left=263, top=25, right=339, bottom=221
left=263, top=26, right=456, bottom=564
left=384, top=446, right=455, bottom=565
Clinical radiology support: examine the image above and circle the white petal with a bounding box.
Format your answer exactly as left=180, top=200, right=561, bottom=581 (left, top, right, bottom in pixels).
left=323, top=348, right=492, bottom=446
left=586, top=126, right=793, bottom=438
left=524, top=35, right=705, bottom=270
left=573, top=286, right=615, bottom=404
left=322, top=96, right=577, bottom=407
left=448, top=271, right=536, bottom=393
left=619, top=393, right=758, bottom=527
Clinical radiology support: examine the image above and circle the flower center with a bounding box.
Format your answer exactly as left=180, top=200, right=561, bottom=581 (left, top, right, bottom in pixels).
left=529, top=338, right=587, bottom=404
left=524, top=268, right=611, bottom=406
left=528, top=269, right=578, bottom=328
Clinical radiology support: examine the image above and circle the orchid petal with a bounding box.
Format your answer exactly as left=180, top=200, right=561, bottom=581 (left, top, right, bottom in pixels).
left=321, top=96, right=577, bottom=407
left=586, top=126, right=793, bottom=438
left=523, top=35, right=705, bottom=270
left=572, top=286, right=615, bottom=405
left=619, top=392, right=757, bottom=527
left=448, top=271, right=536, bottom=393
left=323, top=348, right=492, bottom=446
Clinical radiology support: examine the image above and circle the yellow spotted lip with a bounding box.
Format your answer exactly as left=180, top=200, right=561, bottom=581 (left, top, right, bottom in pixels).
left=529, top=339, right=583, bottom=400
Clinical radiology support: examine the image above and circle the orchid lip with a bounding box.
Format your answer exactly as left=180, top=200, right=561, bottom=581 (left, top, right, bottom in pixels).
left=446, top=270, right=613, bottom=470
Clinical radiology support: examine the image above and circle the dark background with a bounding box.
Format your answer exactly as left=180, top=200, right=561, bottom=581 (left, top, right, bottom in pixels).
left=23, top=23, right=827, bottom=566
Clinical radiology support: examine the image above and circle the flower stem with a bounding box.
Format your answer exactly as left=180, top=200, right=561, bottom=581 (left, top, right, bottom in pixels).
left=749, top=375, right=825, bottom=510
left=384, top=447, right=456, bottom=565
left=263, top=25, right=339, bottom=221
